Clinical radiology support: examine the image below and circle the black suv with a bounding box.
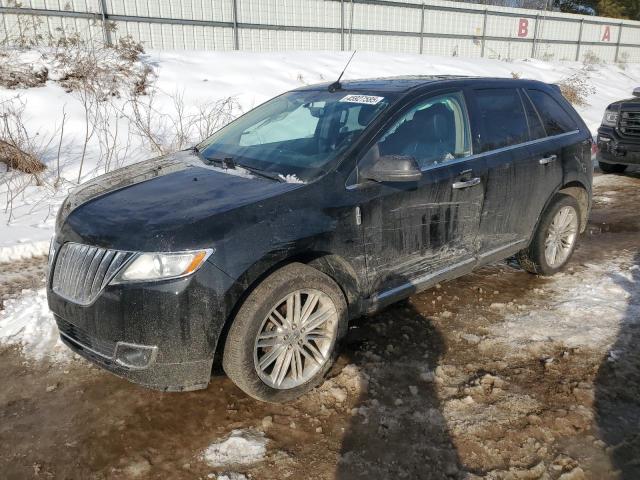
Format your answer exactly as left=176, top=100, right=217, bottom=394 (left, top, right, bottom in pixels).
left=48, top=77, right=593, bottom=402
left=597, top=87, right=640, bottom=173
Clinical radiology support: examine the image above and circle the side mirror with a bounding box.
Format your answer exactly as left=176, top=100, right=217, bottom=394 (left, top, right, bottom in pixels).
left=361, top=154, right=422, bottom=183
left=633, top=87, right=640, bottom=98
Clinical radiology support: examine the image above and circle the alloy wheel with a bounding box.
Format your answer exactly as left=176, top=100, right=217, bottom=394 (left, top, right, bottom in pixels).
left=544, top=206, right=579, bottom=268
left=253, top=289, right=338, bottom=389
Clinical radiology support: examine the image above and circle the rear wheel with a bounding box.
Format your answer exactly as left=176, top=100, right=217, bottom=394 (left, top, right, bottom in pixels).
left=517, top=195, right=581, bottom=276
left=223, top=263, right=347, bottom=403
left=599, top=162, right=627, bottom=174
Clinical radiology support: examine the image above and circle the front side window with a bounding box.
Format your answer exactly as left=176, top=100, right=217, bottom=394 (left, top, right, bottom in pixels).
left=198, top=90, right=392, bottom=181
left=526, top=89, right=577, bottom=136
left=474, top=88, right=529, bottom=152
left=369, top=92, right=472, bottom=170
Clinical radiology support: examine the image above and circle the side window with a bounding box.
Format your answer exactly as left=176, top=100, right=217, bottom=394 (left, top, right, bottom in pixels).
left=526, top=89, right=577, bottom=136
left=520, top=90, right=546, bottom=140
left=372, top=92, right=472, bottom=169
left=474, top=88, right=529, bottom=152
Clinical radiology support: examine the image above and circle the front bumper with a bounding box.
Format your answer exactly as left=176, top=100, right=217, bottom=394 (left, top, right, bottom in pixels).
left=47, top=257, right=237, bottom=392
left=597, top=128, right=640, bottom=166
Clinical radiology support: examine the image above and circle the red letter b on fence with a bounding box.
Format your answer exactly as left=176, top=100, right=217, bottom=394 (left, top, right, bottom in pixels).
left=518, top=18, right=529, bottom=38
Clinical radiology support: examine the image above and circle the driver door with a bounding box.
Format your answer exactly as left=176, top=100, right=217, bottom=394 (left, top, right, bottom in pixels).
left=355, top=91, right=486, bottom=304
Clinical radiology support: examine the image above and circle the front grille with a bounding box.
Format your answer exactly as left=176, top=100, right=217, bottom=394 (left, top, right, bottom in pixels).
left=55, top=316, right=116, bottom=358
left=619, top=111, right=640, bottom=137
left=51, top=242, right=133, bottom=305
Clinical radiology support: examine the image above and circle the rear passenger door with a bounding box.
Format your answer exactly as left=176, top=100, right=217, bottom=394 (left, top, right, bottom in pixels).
left=469, top=86, right=573, bottom=263
left=469, top=87, right=542, bottom=258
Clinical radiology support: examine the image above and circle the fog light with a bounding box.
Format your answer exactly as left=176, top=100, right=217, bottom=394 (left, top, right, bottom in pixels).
left=114, top=342, right=158, bottom=370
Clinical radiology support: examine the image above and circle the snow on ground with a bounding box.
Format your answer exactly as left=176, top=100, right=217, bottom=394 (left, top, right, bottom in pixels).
left=1, top=49, right=639, bottom=259
left=201, top=429, right=268, bottom=468
left=490, top=253, right=639, bottom=355
left=0, top=288, right=72, bottom=362
left=0, top=239, right=50, bottom=263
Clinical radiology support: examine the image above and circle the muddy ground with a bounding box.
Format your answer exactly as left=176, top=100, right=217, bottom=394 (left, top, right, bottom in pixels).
left=1, top=169, right=639, bottom=480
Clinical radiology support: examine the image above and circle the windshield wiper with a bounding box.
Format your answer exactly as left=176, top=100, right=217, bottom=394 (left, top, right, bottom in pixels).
left=193, top=148, right=283, bottom=182
left=236, top=163, right=284, bottom=182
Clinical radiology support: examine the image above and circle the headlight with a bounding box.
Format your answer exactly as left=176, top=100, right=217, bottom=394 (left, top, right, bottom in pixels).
left=112, top=249, right=213, bottom=283
left=602, top=109, right=619, bottom=127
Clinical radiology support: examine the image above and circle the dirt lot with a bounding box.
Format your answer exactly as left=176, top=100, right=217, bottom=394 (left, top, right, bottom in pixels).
left=1, top=169, right=639, bottom=480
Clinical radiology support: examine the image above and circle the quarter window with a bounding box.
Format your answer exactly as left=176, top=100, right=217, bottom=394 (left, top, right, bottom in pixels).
left=526, top=89, right=577, bottom=136
left=372, top=92, right=472, bottom=169
left=474, top=88, right=529, bottom=152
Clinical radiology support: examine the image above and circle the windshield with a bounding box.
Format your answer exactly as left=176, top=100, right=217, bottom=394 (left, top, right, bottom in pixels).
left=197, top=90, right=392, bottom=182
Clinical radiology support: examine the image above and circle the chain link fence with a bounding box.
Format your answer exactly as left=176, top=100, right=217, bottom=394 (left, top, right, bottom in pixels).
left=1, top=0, right=639, bottom=63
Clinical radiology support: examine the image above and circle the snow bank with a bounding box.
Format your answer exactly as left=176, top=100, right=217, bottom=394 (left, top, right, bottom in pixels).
left=491, top=255, right=639, bottom=352
left=0, top=240, right=49, bottom=264
left=202, top=429, right=268, bottom=468
left=0, top=288, right=73, bottom=362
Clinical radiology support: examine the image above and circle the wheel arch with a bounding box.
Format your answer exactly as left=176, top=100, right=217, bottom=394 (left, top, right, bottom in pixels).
left=558, top=181, right=591, bottom=233
left=212, top=250, right=362, bottom=365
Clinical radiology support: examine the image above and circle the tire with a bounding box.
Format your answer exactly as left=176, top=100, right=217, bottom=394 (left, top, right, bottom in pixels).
left=599, top=162, right=627, bottom=174
left=222, top=262, right=347, bottom=403
left=516, top=195, right=581, bottom=276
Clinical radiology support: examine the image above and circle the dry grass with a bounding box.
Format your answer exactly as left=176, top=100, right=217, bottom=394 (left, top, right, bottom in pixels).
left=558, top=70, right=595, bottom=107
left=0, top=98, right=46, bottom=175
left=0, top=140, right=45, bottom=174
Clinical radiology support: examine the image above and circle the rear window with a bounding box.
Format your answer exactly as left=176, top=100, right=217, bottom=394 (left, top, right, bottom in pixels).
left=526, top=89, right=577, bottom=136
left=474, top=88, right=529, bottom=152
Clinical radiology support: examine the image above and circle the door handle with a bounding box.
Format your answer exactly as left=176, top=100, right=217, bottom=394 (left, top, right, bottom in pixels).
left=452, top=177, right=481, bottom=189
left=539, top=155, right=557, bottom=165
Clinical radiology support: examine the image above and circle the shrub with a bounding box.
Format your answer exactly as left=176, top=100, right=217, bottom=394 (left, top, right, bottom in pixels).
left=558, top=70, right=595, bottom=107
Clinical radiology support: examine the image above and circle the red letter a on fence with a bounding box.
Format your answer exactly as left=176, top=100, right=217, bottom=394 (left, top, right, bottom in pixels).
left=602, top=26, right=611, bottom=42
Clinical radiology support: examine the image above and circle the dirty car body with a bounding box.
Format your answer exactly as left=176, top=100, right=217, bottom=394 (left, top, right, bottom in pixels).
left=47, top=77, right=593, bottom=393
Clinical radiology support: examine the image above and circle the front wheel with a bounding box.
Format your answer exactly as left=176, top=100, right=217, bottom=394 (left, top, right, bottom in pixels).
left=223, top=263, right=347, bottom=403
left=517, top=195, right=581, bottom=276
left=599, top=162, right=627, bottom=174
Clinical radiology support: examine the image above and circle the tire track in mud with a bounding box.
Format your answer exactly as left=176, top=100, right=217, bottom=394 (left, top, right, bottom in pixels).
left=0, top=170, right=639, bottom=479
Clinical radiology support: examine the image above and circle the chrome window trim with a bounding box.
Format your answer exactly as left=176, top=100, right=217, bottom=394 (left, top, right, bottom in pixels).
left=417, top=129, right=580, bottom=173
left=347, top=130, right=580, bottom=190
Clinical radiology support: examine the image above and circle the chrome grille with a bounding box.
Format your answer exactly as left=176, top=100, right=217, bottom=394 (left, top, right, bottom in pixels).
left=619, top=111, right=640, bottom=137
left=51, top=243, right=132, bottom=305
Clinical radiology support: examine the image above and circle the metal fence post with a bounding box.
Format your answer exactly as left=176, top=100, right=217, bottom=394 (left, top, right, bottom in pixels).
left=575, top=18, right=583, bottom=62
left=231, top=0, right=239, bottom=50
left=340, top=0, right=345, bottom=51
left=481, top=9, right=488, bottom=58
left=99, top=0, right=112, bottom=45
left=615, top=22, right=623, bottom=63
left=348, top=0, right=354, bottom=50
left=531, top=13, right=539, bottom=58
left=419, top=2, right=425, bottom=54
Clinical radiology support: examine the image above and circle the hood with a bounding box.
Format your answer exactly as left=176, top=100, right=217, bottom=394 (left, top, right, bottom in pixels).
left=58, top=150, right=303, bottom=251
left=608, top=97, right=640, bottom=111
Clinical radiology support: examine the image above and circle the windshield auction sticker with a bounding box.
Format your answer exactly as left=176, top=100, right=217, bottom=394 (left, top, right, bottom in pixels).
left=339, top=94, right=385, bottom=105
